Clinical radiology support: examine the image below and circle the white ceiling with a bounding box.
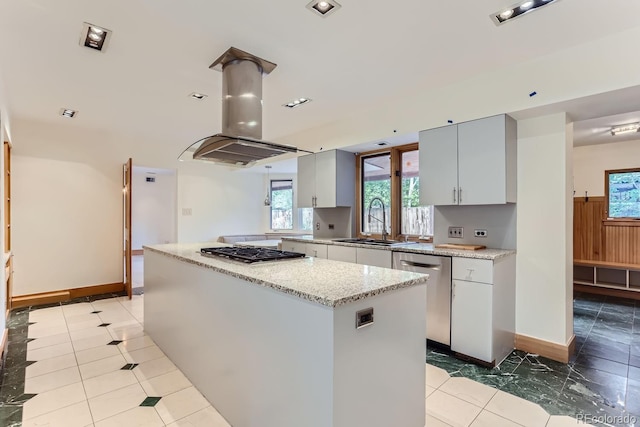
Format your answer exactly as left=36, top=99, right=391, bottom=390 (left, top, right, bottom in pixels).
left=2, top=0, right=640, bottom=172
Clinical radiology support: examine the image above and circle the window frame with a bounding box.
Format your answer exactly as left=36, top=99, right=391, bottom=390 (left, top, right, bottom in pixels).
left=356, top=142, right=432, bottom=242
left=604, top=167, right=640, bottom=222
left=269, top=179, right=294, bottom=230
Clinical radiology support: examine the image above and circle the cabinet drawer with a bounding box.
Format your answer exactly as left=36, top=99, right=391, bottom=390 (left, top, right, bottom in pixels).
left=281, top=242, right=306, bottom=254
left=327, top=245, right=357, bottom=263
left=306, top=243, right=328, bottom=259
left=452, top=258, right=493, bottom=284
left=356, top=247, right=392, bottom=269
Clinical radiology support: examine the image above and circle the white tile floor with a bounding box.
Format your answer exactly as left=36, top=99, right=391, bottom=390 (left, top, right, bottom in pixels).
left=21, top=295, right=584, bottom=426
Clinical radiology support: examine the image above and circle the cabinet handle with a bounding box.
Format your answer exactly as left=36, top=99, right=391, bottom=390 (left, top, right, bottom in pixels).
left=459, top=187, right=462, bottom=203
left=313, top=250, right=318, bottom=257
left=453, top=187, right=457, bottom=203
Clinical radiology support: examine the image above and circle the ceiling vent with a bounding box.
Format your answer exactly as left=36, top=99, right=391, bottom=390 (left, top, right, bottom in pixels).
left=179, top=47, right=307, bottom=167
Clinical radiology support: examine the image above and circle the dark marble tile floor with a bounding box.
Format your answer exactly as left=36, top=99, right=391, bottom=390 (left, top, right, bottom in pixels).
left=0, top=291, right=128, bottom=427
left=428, top=291, right=640, bottom=426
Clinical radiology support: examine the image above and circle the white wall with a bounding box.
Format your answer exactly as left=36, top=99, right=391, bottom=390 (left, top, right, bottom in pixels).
left=574, top=138, right=640, bottom=197
left=0, top=116, right=6, bottom=335
left=132, top=167, right=177, bottom=250
left=176, top=162, right=267, bottom=242
left=516, top=113, right=573, bottom=345
left=12, top=155, right=123, bottom=295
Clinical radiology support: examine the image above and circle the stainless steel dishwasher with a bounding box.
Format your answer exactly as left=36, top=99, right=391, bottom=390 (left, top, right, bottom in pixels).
left=393, top=252, right=452, bottom=347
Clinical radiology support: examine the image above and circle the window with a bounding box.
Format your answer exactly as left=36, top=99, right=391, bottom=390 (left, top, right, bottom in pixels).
left=357, top=143, right=433, bottom=240
left=270, top=180, right=293, bottom=230
left=299, top=208, right=313, bottom=231
left=605, top=168, right=640, bottom=219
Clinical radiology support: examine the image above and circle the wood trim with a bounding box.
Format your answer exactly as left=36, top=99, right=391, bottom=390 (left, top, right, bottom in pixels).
left=574, top=259, right=640, bottom=270
left=11, top=282, right=125, bottom=309
left=574, top=196, right=605, bottom=203
left=514, top=333, right=575, bottom=363
left=354, top=142, right=421, bottom=240
left=574, top=283, right=640, bottom=301
left=132, top=249, right=144, bottom=256
left=603, top=219, right=640, bottom=227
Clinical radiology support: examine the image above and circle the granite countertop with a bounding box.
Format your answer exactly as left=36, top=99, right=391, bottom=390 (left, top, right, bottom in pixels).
left=144, top=243, right=428, bottom=308
left=281, top=236, right=515, bottom=260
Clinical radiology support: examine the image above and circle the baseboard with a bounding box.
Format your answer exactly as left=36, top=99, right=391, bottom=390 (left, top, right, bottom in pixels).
left=11, top=282, right=125, bottom=309
left=515, top=333, right=575, bottom=363
left=132, top=249, right=144, bottom=256
left=574, top=284, right=640, bottom=301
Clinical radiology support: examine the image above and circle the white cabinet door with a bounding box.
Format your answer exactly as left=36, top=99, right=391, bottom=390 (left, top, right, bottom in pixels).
left=281, top=241, right=306, bottom=254
left=356, top=248, right=392, bottom=269
left=297, top=154, right=316, bottom=208
left=457, top=115, right=507, bottom=205
left=451, top=279, right=492, bottom=363
left=419, top=125, right=459, bottom=206
left=314, top=150, right=337, bottom=208
left=306, top=243, right=328, bottom=259
left=328, top=245, right=357, bottom=263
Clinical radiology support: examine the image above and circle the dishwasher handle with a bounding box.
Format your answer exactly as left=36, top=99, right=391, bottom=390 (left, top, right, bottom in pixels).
left=399, top=260, right=441, bottom=270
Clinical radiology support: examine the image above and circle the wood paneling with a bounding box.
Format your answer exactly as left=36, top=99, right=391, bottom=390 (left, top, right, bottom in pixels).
left=573, top=196, right=605, bottom=261
left=515, top=333, right=575, bottom=364
left=602, top=220, right=640, bottom=264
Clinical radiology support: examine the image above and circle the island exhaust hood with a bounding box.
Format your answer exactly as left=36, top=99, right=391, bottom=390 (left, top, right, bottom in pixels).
left=179, top=47, right=305, bottom=167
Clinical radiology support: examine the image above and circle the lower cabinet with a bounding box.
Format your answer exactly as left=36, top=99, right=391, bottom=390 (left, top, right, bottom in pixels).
left=281, top=241, right=306, bottom=254
left=451, top=279, right=492, bottom=362
left=450, top=255, right=515, bottom=366
left=306, top=243, right=328, bottom=259
left=356, top=247, right=392, bottom=269
left=327, top=245, right=357, bottom=263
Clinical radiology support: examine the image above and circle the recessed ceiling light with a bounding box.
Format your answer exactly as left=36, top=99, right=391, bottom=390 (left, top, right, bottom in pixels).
left=306, top=0, right=341, bottom=17
left=491, top=0, right=560, bottom=25
left=80, top=22, right=111, bottom=52
left=60, top=108, right=77, bottom=118
left=283, top=98, right=312, bottom=108
left=189, top=92, right=208, bottom=100
left=610, top=123, right=640, bottom=136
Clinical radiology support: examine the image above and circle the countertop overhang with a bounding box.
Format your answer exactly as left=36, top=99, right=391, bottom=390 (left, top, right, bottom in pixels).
left=143, top=243, right=428, bottom=308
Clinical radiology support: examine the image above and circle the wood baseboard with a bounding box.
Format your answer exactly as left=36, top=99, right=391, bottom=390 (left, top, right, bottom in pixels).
left=574, top=284, right=640, bottom=301
left=132, top=249, right=144, bottom=256
left=515, top=333, right=575, bottom=363
left=11, top=282, right=125, bottom=309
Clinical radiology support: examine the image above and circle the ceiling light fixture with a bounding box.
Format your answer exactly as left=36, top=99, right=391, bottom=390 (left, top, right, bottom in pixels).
left=491, top=0, right=560, bottom=25
left=306, top=0, right=341, bottom=17
left=60, top=108, right=77, bottom=118
left=264, top=166, right=272, bottom=206
left=80, top=22, right=112, bottom=52
left=283, top=98, right=311, bottom=108
left=610, top=123, right=640, bottom=136
left=189, top=92, right=208, bottom=100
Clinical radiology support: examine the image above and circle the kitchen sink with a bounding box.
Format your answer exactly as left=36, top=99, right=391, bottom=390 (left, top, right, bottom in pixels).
left=331, top=238, right=417, bottom=247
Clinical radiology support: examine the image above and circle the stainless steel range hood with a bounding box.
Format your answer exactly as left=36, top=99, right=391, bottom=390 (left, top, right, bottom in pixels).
left=179, top=47, right=302, bottom=167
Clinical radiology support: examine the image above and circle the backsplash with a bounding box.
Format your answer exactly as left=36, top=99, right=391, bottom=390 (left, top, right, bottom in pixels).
left=433, top=204, right=516, bottom=249
left=313, top=207, right=354, bottom=239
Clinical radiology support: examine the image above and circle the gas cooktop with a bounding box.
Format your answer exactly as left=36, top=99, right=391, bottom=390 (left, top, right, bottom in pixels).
left=200, top=247, right=306, bottom=264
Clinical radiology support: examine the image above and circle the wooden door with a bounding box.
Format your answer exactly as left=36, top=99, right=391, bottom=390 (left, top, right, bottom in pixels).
left=123, top=158, right=132, bottom=299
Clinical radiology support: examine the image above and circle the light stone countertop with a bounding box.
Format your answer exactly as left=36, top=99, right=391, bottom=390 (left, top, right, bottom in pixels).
left=281, top=236, right=515, bottom=260
left=143, top=242, right=429, bottom=308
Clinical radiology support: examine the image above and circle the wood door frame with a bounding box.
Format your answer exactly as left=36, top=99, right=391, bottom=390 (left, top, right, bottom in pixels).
left=123, top=158, right=132, bottom=299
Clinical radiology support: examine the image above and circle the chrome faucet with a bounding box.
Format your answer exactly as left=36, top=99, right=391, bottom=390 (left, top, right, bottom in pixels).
left=368, top=197, right=389, bottom=241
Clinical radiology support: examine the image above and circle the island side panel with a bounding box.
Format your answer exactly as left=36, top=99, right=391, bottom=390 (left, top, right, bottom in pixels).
left=144, top=251, right=335, bottom=427
left=332, top=284, right=427, bottom=427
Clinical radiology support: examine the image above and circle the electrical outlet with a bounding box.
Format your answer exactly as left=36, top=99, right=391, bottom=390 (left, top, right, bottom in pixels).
left=182, top=208, right=192, bottom=216
left=315, top=222, right=320, bottom=231
left=328, top=224, right=335, bottom=230
left=474, top=229, right=488, bottom=238
left=448, top=226, right=463, bottom=238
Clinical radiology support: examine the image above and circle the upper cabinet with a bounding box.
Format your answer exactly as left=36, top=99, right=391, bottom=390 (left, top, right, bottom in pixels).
left=297, top=149, right=355, bottom=208
left=419, top=114, right=517, bottom=206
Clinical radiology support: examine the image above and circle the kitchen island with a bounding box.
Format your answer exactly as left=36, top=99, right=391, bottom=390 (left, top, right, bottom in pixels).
left=144, top=243, right=428, bottom=427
